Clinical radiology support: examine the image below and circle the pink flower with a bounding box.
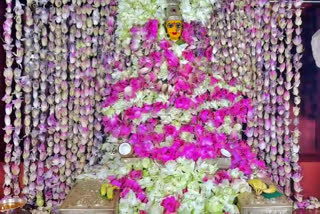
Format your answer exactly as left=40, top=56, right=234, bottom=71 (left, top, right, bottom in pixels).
left=213, top=110, right=226, bottom=127
left=119, top=125, right=131, bottom=138
left=160, top=39, right=171, bottom=50
left=130, top=26, right=141, bottom=34
left=183, top=143, right=200, bottom=161
left=139, top=56, right=154, bottom=68
left=124, top=108, right=136, bottom=120
left=129, top=170, right=143, bottom=180
left=161, top=196, right=180, bottom=212
left=142, top=104, right=153, bottom=113
left=182, top=23, right=195, bottom=45
left=179, top=63, right=193, bottom=79
left=199, top=136, right=213, bottom=146
left=130, top=77, right=146, bottom=91
left=175, top=79, right=191, bottom=92
left=120, top=188, right=130, bottom=198
left=175, top=96, right=192, bottom=110
left=195, top=125, right=205, bottom=137
left=103, top=94, right=118, bottom=107
left=182, top=50, right=195, bottom=62
left=214, top=170, right=231, bottom=184
left=210, top=76, right=219, bottom=85
left=164, top=50, right=180, bottom=68
left=109, top=176, right=148, bottom=203
left=107, top=16, right=115, bottom=27
left=199, top=110, right=211, bottom=122
left=195, top=93, right=209, bottom=105
left=150, top=132, right=164, bottom=143
left=137, top=124, right=148, bottom=135
left=150, top=51, right=162, bottom=66
left=180, top=125, right=193, bottom=133
left=164, top=125, right=176, bottom=136
left=148, top=72, right=157, bottom=83
left=154, top=102, right=168, bottom=112
left=110, top=179, right=122, bottom=188
left=144, top=19, right=158, bottom=41
left=197, top=26, right=208, bottom=39
left=137, top=192, right=148, bottom=203
left=113, top=80, right=128, bottom=93
left=205, top=46, right=212, bottom=60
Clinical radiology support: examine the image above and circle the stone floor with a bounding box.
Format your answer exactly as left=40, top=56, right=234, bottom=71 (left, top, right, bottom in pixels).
left=295, top=209, right=320, bottom=213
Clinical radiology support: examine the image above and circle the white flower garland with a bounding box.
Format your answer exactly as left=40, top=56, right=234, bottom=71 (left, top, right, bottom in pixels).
left=180, top=0, right=217, bottom=25
left=116, top=0, right=167, bottom=44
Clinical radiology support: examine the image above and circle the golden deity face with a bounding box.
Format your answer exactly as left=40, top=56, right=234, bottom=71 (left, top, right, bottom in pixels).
left=166, top=1, right=182, bottom=41
left=166, top=20, right=182, bottom=41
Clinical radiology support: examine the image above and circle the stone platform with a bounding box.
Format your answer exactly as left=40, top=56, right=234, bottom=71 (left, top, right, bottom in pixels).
left=237, top=192, right=293, bottom=214
left=237, top=177, right=293, bottom=214
left=58, top=180, right=119, bottom=214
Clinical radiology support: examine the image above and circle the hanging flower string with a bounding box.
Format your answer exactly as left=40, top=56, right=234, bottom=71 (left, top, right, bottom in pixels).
left=3, top=0, right=14, bottom=197
left=21, top=0, right=33, bottom=201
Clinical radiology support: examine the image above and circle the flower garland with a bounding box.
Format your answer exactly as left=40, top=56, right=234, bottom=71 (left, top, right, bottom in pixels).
left=35, top=4, right=49, bottom=206
left=180, top=0, right=216, bottom=25
left=107, top=158, right=251, bottom=213
left=3, top=0, right=14, bottom=197
left=116, top=0, right=167, bottom=44
left=101, top=20, right=260, bottom=170
left=99, top=17, right=265, bottom=212
left=21, top=0, right=33, bottom=200
left=11, top=0, right=24, bottom=196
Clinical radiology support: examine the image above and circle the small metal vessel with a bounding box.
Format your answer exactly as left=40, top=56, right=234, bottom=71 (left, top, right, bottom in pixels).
left=0, top=198, right=27, bottom=213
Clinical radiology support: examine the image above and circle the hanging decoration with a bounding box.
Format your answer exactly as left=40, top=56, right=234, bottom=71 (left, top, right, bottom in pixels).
left=3, top=0, right=14, bottom=197
left=21, top=0, right=33, bottom=201
left=165, top=0, right=183, bottom=41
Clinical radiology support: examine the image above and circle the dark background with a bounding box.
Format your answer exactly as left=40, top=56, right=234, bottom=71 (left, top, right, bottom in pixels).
left=0, top=0, right=7, bottom=161
left=299, top=4, right=320, bottom=161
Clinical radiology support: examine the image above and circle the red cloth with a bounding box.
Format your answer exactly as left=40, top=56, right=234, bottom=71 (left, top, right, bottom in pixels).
left=0, top=162, right=24, bottom=199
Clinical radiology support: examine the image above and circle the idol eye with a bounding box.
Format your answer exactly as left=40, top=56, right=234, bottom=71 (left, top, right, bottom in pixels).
left=168, top=23, right=173, bottom=28
left=176, top=23, right=181, bottom=28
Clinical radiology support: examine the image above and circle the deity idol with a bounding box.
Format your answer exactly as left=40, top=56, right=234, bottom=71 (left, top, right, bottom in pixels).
left=165, top=0, right=182, bottom=41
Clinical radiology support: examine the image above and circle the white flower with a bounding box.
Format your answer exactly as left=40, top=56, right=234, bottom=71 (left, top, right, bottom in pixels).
left=111, top=71, right=122, bottom=80
left=180, top=132, right=195, bottom=142
left=231, top=179, right=251, bottom=193
left=158, top=63, right=169, bottom=80
left=156, top=94, right=169, bottom=103
left=154, top=124, right=163, bottom=133
left=194, top=85, right=207, bottom=96
left=171, top=43, right=188, bottom=58
left=119, top=191, right=142, bottom=213
left=180, top=0, right=216, bottom=25
left=133, top=91, right=145, bottom=107
left=113, top=100, right=128, bottom=114
left=116, top=0, right=167, bottom=42
left=103, top=106, right=116, bottom=118
left=180, top=111, right=192, bottom=123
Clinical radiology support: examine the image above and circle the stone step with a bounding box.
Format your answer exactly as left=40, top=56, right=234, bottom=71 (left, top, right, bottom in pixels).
left=58, top=180, right=119, bottom=214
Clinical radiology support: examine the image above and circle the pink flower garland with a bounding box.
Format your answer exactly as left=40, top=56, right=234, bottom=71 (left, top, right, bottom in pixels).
left=161, top=196, right=180, bottom=213
left=109, top=170, right=148, bottom=203
left=103, top=19, right=264, bottom=176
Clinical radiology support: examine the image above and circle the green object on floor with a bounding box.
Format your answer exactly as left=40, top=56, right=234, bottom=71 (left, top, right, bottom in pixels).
left=262, top=191, right=283, bottom=199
